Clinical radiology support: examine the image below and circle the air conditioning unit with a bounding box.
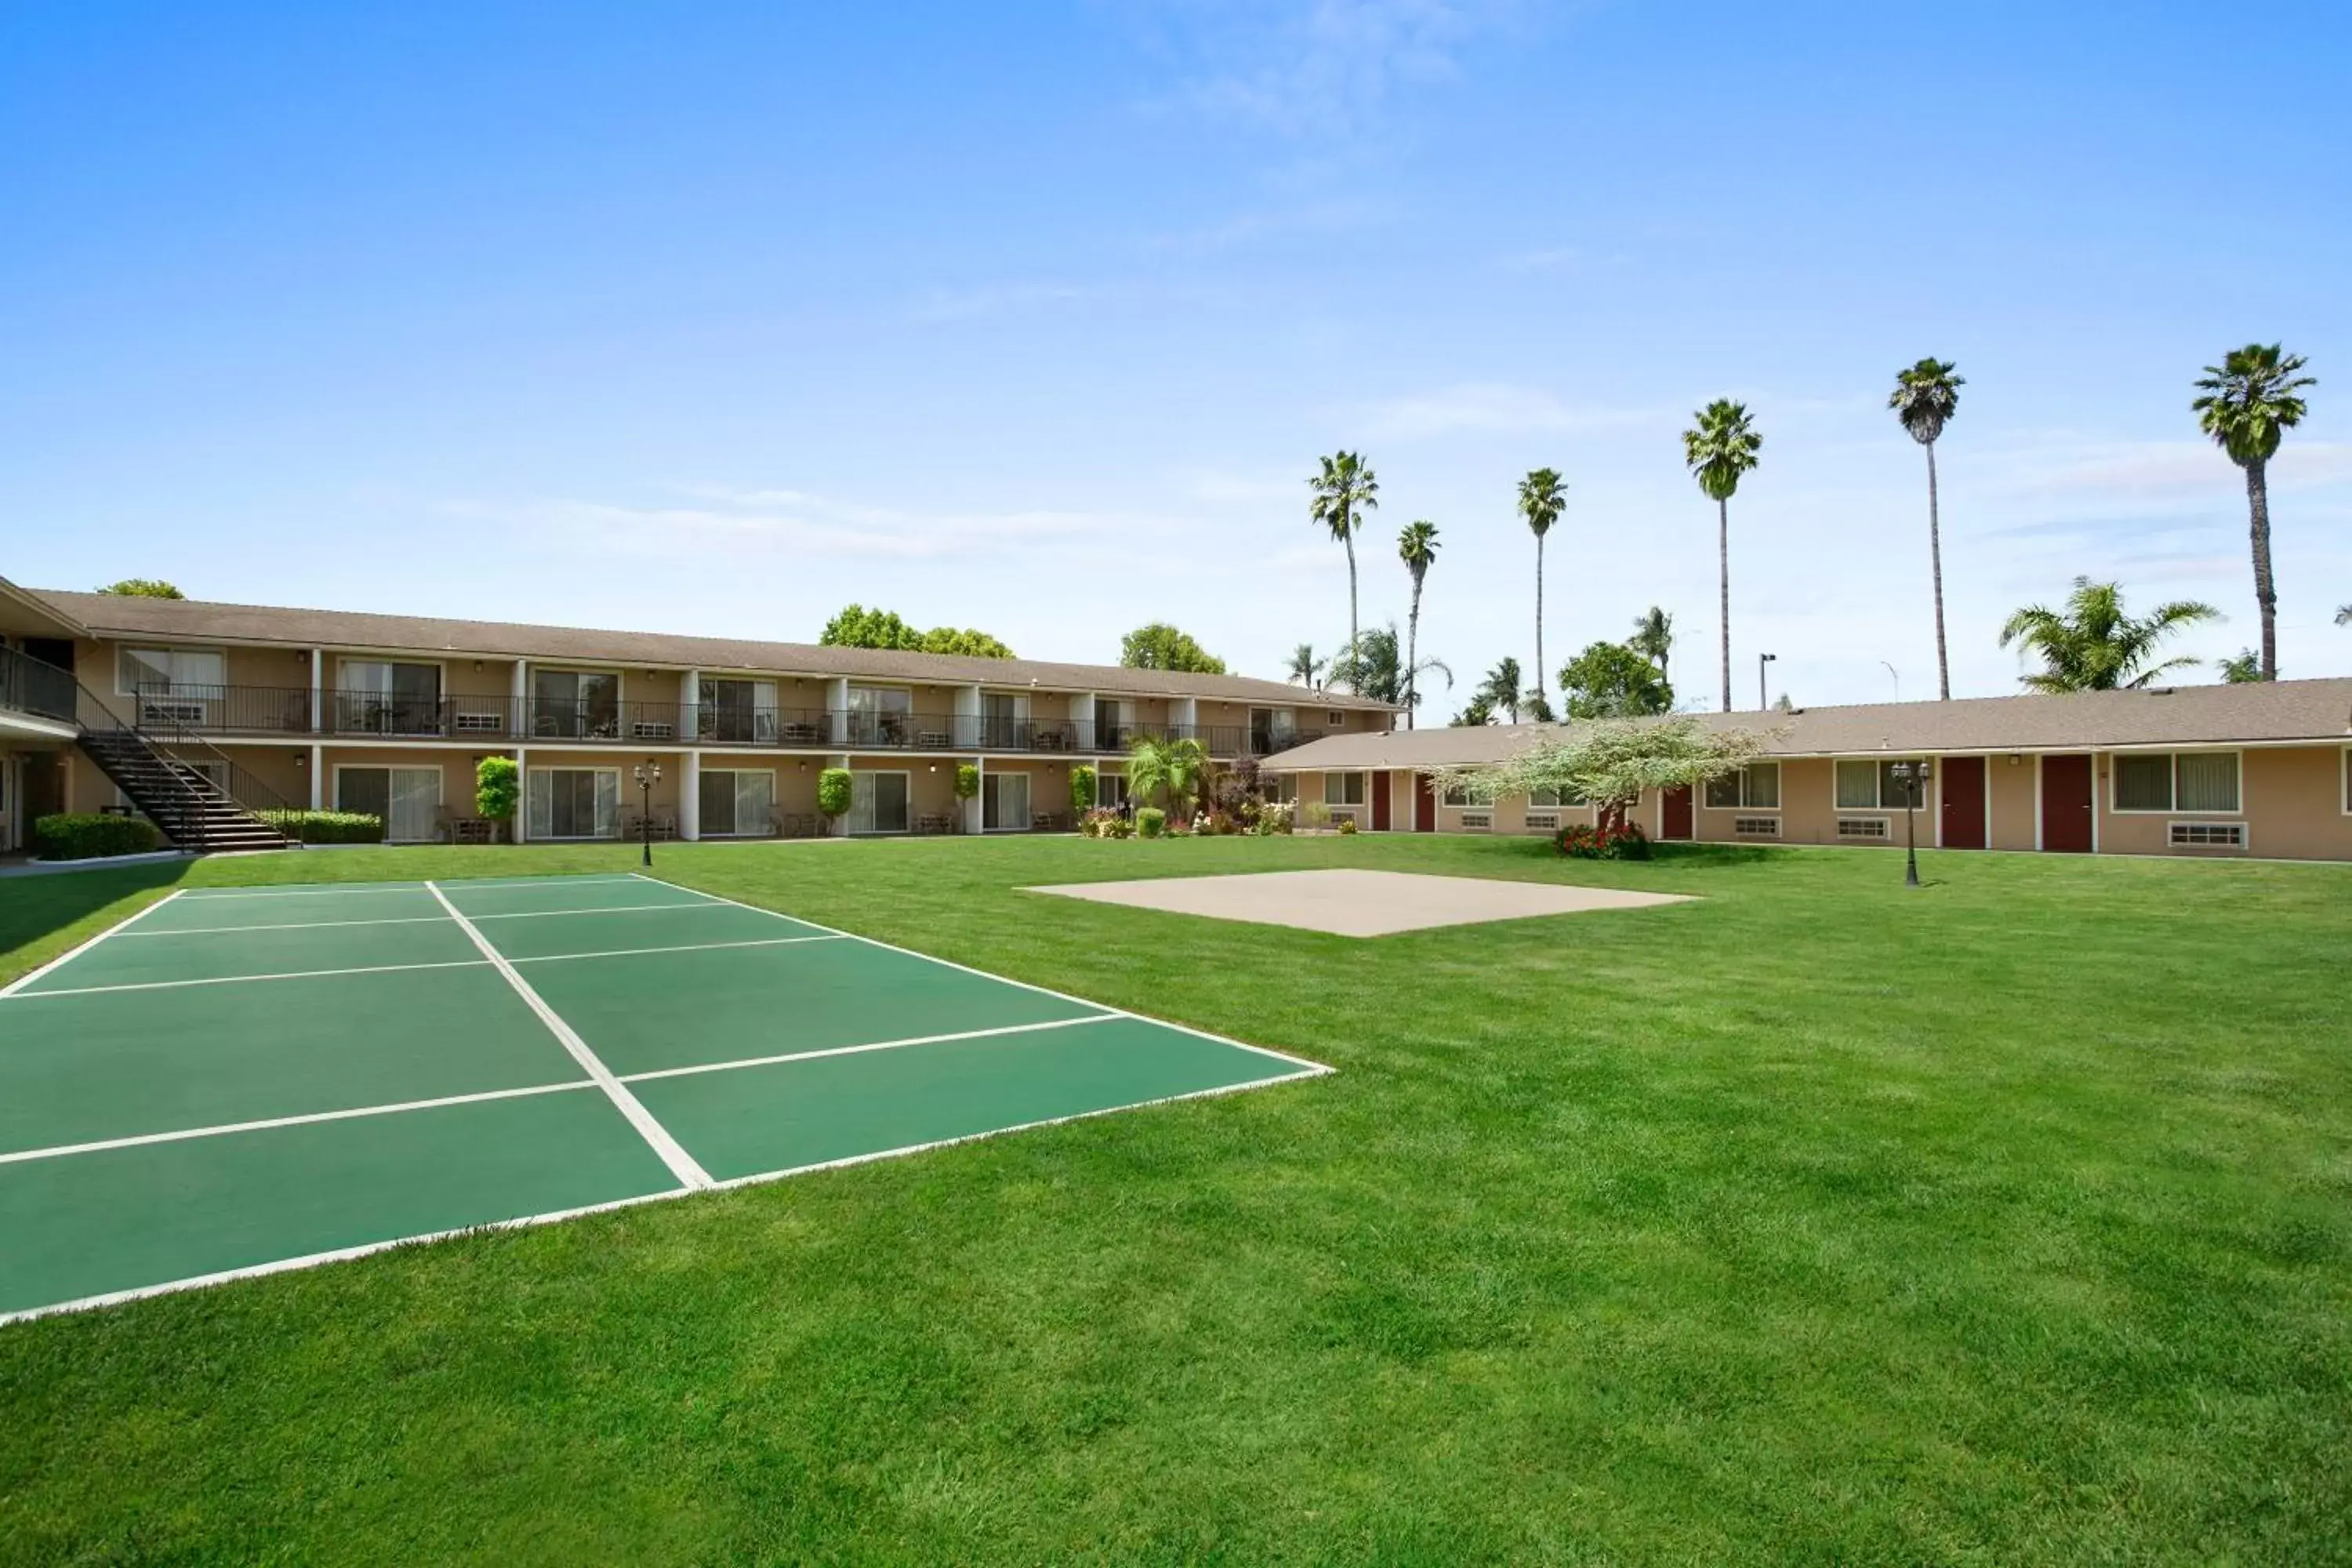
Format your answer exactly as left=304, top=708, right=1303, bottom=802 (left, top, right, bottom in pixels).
left=1836, top=817, right=1890, bottom=840
left=1734, top=816, right=1781, bottom=839
left=2169, top=822, right=2246, bottom=849
left=1525, top=812, right=1559, bottom=831
left=1460, top=810, right=1493, bottom=831
left=632, top=721, right=675, bottom=740
left=453, top=713, right=506, bottom=733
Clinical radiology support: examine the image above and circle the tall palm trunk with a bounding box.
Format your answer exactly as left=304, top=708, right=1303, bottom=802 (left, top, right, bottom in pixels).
left=2247, top=459, right=2278, bottom=679
left=1717, top=496, right=1731, bottom=713
left=1534, top=533, right=1545, bottom=714
left=1927, top=441, right=1951, bottom=700
left=1344, top=515, right=1361, bottom=686
left=1404, top=579, right=1424, bottom=731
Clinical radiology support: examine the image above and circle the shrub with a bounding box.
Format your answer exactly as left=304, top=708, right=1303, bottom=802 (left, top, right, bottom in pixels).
left=1253, top=802, right=1294, bottom=836
left=33, top=813, right=162, bottom=860
left=817, top=767, right=854, bottom=820
left=1303, top=801, right=1331, bottom=830
left=475, top=756, right=519, bottom=834
left=1079, top=808, right=1134, bottom=840
left=1554, top=819, right=1652, bottom=861
left=1136, top=806, right=1167, bottom=839
left=1070, top=766, right=1097, bottom=814
left=954, top=764, right=980, bottom=800
left=1336, top=815, right=1359, bottom=835
left=256, top=809, right=385, bottom=844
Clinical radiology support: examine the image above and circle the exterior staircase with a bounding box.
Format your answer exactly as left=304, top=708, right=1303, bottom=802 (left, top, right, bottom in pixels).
left=75, top=728, right=296, bottom=853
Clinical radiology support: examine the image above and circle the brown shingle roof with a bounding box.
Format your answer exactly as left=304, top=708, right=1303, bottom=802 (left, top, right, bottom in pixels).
left=1262, top=679, right=2352, bottom=769
left=32, top=588, right=1397, bottom=711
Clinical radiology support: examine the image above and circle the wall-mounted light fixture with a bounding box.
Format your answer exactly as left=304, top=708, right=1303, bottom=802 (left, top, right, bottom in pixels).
left=292, top=753, right=306, bottom=768
left=2009, top=753, right=2023, bottom=767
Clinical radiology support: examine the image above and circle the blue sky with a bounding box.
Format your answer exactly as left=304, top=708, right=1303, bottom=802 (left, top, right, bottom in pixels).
left=4, top=1, right=2347, bottom=710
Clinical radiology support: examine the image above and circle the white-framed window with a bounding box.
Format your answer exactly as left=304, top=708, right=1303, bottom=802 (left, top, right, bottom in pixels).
left=116, top=644, right=227, bottom=697
left=527, top=768, right=621, bottom=840
left=1528, top=783, right=1587, bottom=808
left=337, top=765, right=444, bottom=843
left=1835, top=758, right=1929, bottom=811
left=699, top=768, right=775, bottom=837
left=2112, top=751, right=2239, bottom=814
left=1442, top=781, right=1473, bottom=806
left=1325, top=710, right=1345, bottom=727
left=1706, top=761, right=1780, bottom=811
left=1263, top=773, right=1296, bottom=805
left=1328, top=771, right=1367, bottom=807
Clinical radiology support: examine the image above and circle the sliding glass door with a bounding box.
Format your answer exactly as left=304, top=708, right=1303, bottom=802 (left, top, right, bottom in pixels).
left=532, top=670, right=620, bottom=739
left=526, top=768, right=621, bottom=840
left=699, top=678, right=778, bottom=744
left=336, top=765, right=444, bottom=842
left=698, top=768, right=775, bottom=837
left=981, top=772, right=1030, bottom=832
left=337, top=661, right=443, bottom=735
left=848, top=771, right=909, bottom=835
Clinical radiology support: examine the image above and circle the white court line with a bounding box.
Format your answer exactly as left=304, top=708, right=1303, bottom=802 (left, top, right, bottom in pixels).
left=0, top=1062, right=1323, bottom=1327
left=427, top=881, right=713, bottom=1191
left=464, top=902, right=736, bottom=922
left=0, top=958, right=492, bottom=1001
left=172, top=885, right=446, bottom=902
left=121, top=915, right=454, bottom=938
left=619, top=1012, right=1121, bottom=1083
left=0, top=889, right=187, bottom=999
left=628, top=873, right=1336, bottom=1078
left=0, top=1080, right=597, bottom=1167
left=509, top=935, right=844, bottom=965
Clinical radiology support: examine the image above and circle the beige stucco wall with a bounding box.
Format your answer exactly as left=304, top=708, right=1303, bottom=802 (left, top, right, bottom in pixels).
left=1987, top=754, right=2037, bottom=850
left=2089, top=745, right=2351, bottom=861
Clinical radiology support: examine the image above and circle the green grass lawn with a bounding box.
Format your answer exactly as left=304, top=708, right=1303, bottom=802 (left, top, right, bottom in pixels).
left=2, top=835, right=2348, bottom=1565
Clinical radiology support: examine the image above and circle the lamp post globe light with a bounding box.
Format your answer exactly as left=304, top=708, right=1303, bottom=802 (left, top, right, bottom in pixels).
left=633, top=759, right=662, bottom=867
left=1890, top=758, right=1932, bottom=887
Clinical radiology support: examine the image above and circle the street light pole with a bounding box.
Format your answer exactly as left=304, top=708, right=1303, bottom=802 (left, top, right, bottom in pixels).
left=1893, top=758, right=1933, bottom=887
left=634, top=759, right=661, bottom=868
left=1759, top=652, right=1777, bottom=712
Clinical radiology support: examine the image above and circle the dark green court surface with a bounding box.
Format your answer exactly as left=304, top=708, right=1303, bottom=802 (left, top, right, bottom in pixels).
left=0, top=873, right=1324, bottom=1321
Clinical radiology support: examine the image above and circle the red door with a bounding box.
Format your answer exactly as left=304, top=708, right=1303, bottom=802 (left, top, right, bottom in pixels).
left=1414, top=773, right=1436, bottom=832
left=1371, top=771, right=1392, bottom=831
left=2041, top=755, right=2093, bottom=852
left=1661, top=785, right=1693, bottom=840
left=1940, top=757, right=1987, bottom=849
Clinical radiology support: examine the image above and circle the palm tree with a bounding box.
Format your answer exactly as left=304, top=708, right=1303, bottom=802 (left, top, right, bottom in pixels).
left=1998, top=578, right=2221, bottom=692
left=1329, top=624, right=1450, bottom=710
left=1515, top=469, right=1566, bottom=711
left=1285, top=644, right=1326, bottom=687
left=1682, top=400, right=1762, bottom=712
left=1476, top=657, right=1523, bottom=724
left=2194, top=343, right=2315, bottom=681
left=1891, top=358, right=1965, bottom=700
left=2338, top=604, right=2351, bottom=627
left=1629, top=606, right=1674, bottom=687
left=1126, top=735, right=1210, bottom=818
left=1308, top=452, right=1379, bottom=681
left=1397, top=521, right=1441, bottom=729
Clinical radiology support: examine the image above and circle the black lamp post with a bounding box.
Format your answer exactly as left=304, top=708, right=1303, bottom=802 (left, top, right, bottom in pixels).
left=1759, top=652, right=1776, bottom=712
left=1891, top=758, right=1932, bottom=887
left=633, top=759, right=661, bottom=867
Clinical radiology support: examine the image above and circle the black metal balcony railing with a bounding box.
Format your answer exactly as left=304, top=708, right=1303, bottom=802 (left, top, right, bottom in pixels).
left=88, top=684, right=1313, bottom=757
left=1, top=644, right=78, bottom=723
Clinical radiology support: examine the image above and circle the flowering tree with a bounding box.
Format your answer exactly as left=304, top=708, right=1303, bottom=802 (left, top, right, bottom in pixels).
left=1431, top=715, right=1768, bottom=834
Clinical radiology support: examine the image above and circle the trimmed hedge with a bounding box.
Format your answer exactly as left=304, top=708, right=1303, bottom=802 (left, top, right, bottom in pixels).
left=817, top=767, right=854, bottom=819
left=256, top=810, right=386, bottom=844
left=33, top=813, right=162, bottom=861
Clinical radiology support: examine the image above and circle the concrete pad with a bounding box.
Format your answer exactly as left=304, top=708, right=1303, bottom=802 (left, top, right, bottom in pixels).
left=1024, top=868, right=1692, bottom=938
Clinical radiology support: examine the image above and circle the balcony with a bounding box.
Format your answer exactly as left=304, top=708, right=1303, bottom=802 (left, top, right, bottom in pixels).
left=91, top=684, right=1288, bottom=757
left=1, top=645, right=78, bottom=727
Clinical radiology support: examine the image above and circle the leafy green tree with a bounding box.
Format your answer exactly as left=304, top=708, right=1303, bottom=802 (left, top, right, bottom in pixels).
left=1522, top=690, right=1556, bottom=723
left=1559, top=640, right=1675, bottom=719
left=98, top=579, right=184, bottom=598
left=474, top=757, right=519, bottom=842
left=819, top=604, right=1014, bottom=659
left=1069, top=765, right=1097, bottom=814
left=1434, top=715, right=1766, bottom=836
left=1330, top=624, right=1449, bottom=710
left=1891, top=358, right=1965, bottom=699
left=1126, top=735, right=1210, bottom=818
left=1396, top=521, right=1441, bottom=729
left=2220, top=651, right=2263, bottom=684
left=2194, top=343, right=2315, bottom=681
left=1119, top=622, right=1227, bottom=673
left=816, top=767, right=854, bottom=821
left=1516, top=469, right=1566, bottom=706
left=1450, top=694, right=1495, bottom=727
left=1998, top=578, right=2221, bottom=692
left=953, top=764, right=980, bottom=800
left=1682, top=399, right=1762, bottom=712
left=1629, top=606, right=1674, bottom=687
left=1285, top=643, right=1326, bottom=686
left=1308, top=452, right=1378, bottom=680
left=1475, top=657, right=1523, bottom=724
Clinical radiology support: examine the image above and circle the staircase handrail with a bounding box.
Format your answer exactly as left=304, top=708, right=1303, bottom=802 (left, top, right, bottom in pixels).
left=72, top=677, right=302, bottom=840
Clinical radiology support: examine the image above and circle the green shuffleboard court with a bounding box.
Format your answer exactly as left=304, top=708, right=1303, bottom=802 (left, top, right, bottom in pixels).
left=0, top=873, right=1326, bottom=1322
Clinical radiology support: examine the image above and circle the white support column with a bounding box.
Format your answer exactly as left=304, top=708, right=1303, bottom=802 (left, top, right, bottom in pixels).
left=1076, top=691, right=1098, bottom=753
left=310, top=648, right=324, bottom=733
left=969, top=755, right=985, bottom=835
left=512, top=659, right=529, bottom=739
left=955, top=683, right=982, bottom=752
left=680, top=750, right=701, bottom=840
left=1171, top=695, right=1197, bottom=745
left=680, top=669, right=700, bottom=744
left=513, top=746, right=528, bottom=843
left=309, top=743, right=324, bottom=810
